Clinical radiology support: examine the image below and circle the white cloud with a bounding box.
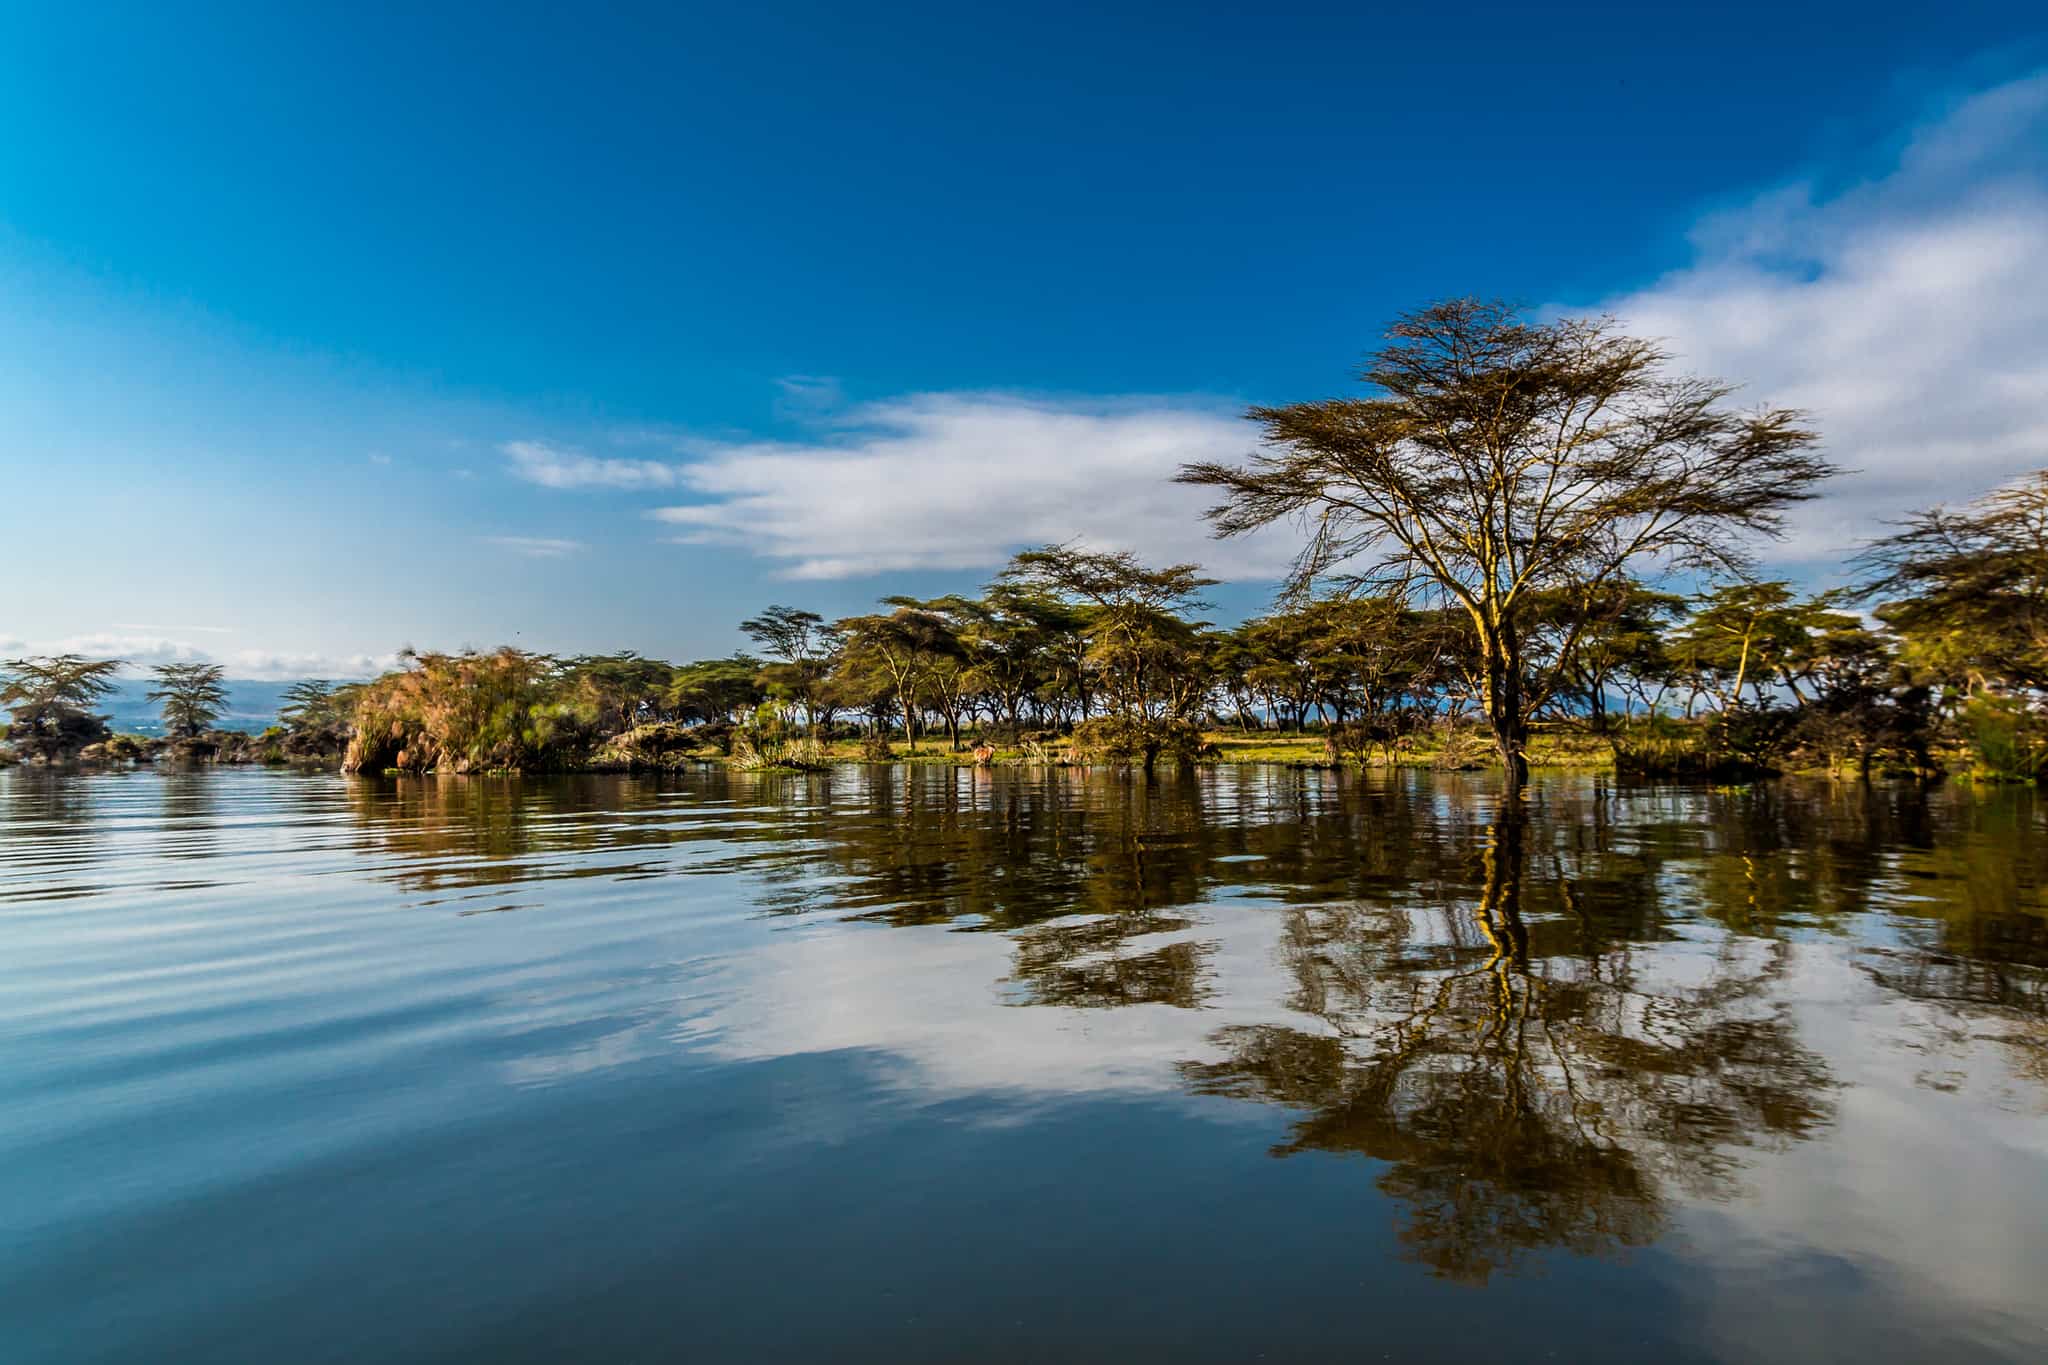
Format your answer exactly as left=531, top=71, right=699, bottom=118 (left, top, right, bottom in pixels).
left=1595, top=70, right=2048, bottom=566
left=217, top=648, right=401, bottom=681
left=500, top=439, right=683, bottom=490
left=14, top=632, right=396, bottom=680
left=646, top=393, right=1293, bottom=581
left=480, top=534, right=585, bottom=559
left=367, top=451, right=393, bottom=466
left=44, top=633, right=212, bottom=668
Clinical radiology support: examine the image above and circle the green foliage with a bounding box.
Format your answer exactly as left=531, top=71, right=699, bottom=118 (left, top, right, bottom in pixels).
left=1609, top=716, right=1707, bottom=776
left=91, top=732, right=157, bottom=763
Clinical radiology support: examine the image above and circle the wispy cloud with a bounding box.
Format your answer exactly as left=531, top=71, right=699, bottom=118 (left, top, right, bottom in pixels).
left=1593, top=70, right=2048, bottom=565
left=773, top=373, right=845, bottom=419
left=500, top=439, right=683, bottom=490
left=367, top=451, right=393, bottom=466
left=480, top=534, right=585, bottom=559
left=112, top=622, right=235, bottom=635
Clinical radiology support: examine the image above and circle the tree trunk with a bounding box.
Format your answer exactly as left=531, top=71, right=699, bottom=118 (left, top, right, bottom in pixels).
left=1481, top=625, right=1530, bottom=793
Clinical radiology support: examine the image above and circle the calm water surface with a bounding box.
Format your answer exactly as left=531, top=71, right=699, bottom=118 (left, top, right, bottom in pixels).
left=3, top=766, right=2045, bottom=1362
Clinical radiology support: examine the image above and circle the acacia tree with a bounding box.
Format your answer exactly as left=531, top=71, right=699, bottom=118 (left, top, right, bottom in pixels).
left=1003, top=544, right=1215, bottom=722
left=949, top=586, right=1068, bottom=733
left=562, top=653, right=673, bottom=733
left=1857, top=470, right=2048, bottom=694
left=280, top=679, right=338, bottom=729
left=667, top=656, right=765, bottom=725
left=740, top=606, right=843, bottom=734
left=834, top=604, right=961, bottom=752
left=1, top=654, right=123, bottom=758
left=277, top=679, right=360, bottom=755
left=1666, top=582, right=1805, bottom=711
left=148, top=662, right=229, bottom=741
left=1177, top=299, right=1832, bottom=787
left=1523, top=581, right=1680, bottom=728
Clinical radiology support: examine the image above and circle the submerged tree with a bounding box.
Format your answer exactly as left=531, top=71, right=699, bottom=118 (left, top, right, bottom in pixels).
left=147, top=662, right=229, bottom=741
left=1, top=654, right=123, bottom=759
left=1178, top=299, right=1833, bottom=787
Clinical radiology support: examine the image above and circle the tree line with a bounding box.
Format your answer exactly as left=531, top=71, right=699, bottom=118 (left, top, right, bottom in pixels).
left=5, top=300, right=2045, bottom=782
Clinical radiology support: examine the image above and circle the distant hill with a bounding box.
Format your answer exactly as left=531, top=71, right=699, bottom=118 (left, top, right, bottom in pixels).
left=103, top=678, right=300, bottom=737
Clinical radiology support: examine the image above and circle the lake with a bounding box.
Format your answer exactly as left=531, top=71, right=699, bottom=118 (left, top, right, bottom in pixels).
left=3, top=765, right=2045, bottom=1362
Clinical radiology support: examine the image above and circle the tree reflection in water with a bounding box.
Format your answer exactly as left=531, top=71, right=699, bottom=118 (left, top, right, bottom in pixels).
left=1184, top=809, right=1835, bottom=1283
left=312, top=765, right=2045, bottom=1282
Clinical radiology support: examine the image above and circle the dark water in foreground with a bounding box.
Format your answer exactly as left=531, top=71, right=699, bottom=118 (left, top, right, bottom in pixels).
left=3, top=767, right=2045, bottom=1363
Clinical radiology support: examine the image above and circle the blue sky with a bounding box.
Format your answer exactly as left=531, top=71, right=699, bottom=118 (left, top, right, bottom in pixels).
left=2, top=3, right=2044, bottom=676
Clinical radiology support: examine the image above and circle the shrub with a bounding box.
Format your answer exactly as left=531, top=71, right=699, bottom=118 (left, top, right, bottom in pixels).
left=1962, top=695, right=2048, bottom=782
left=730, top=701, right=794, bottom=770
left=1069, top=715, right=1204, bottom=771
left=588, top=722, right=706, bottom=771
left=1431, top=723, right=1494, bottom=771
left=1611, top=708, right=1795, bottom=779
left=1611, top=716, right=1713, bottom=776
left=1786, top=686, right=1935, bottom=777
left=1328, top=712, right=1428, bottom=767
left=341, top=648, right=598, bottom=774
